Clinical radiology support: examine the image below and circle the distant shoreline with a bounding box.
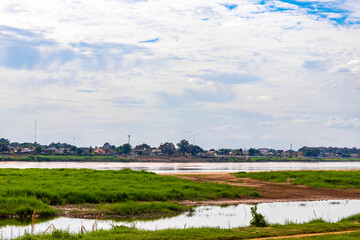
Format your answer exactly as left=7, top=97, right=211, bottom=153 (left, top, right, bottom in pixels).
left=1, top=154, right=360, bottom=162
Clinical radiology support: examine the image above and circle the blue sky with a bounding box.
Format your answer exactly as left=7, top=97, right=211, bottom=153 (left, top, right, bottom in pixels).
left=0, top=0, right=360, bottom=149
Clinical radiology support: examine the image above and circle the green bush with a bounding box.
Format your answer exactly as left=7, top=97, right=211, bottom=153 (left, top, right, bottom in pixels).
left=249, top=206, right=268, bottom=227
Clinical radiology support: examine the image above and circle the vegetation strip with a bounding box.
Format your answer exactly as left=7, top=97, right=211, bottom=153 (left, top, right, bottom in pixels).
left=235, top=170, right=360, bottom=189
left=14, top=214, right=360, bottom=239
left=250, top=230, right=360, bottom=239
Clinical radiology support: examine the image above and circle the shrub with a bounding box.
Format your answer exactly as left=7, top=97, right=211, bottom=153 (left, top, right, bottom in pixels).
left=250, top=205, right=268, bottom=227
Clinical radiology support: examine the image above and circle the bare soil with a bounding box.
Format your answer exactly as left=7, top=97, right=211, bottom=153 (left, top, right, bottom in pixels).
left=161, top=172, right=360, bottom=205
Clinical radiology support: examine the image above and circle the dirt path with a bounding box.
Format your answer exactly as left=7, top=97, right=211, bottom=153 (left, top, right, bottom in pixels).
left=162, top=172, right=360, bottom=205
left=250, top=230, right=360, bottom=239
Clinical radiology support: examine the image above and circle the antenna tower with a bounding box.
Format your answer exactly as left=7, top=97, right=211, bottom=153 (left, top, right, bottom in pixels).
left=35, top=120, right=37, bottom=145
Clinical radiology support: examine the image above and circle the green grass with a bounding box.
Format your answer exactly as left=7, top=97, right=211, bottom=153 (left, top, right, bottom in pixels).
left=15, top=214, right=360, bottom=239
left=102, top=201, right=192, bottom=216
left=0, top=197, right=56, bottom=217
left=235, top=170, right=360, bottom=189
left=0, top=168, right=257, bottom=217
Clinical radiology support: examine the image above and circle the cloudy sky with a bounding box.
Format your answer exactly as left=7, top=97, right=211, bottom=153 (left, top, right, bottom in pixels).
left=0, top=0, right=360, bottom=150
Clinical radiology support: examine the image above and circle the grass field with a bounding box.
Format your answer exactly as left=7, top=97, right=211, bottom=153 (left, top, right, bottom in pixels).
left=235, top=170, right=360, bottom=189
left=102, top=201, right=192, bottom=216
left=0, top=168, right=258, bottom=217
left=15, top=214, right=360, bottom=239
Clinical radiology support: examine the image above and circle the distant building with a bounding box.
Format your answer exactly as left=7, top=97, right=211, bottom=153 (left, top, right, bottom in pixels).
left=95, top=148, right=105, bottom=154
left=258, top=148, right=270, bottom=156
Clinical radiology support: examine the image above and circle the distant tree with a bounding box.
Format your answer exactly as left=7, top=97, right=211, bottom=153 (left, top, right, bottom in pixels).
left=116, top=146, right=123, bottom=155
left=20, top=142, right=35, bottom=149
left=269, top=149, right=276, bottom=154
left=135, top=143, right=151, bottom=150
left=0, top=143, right=9, bottom=154
left=248, top=148, right=256, bottom=156
left=177, top=140, right=190, bottom=155
left=10, top=142, right=20, bottom=148
left=76, top=148, right=84, bottom=155
left=89, top=146, right=94, bottom=155
left=119, top=143, right=132, bottom=155
left=187, top=145, right=204, bottom=156
left=0, top=138, right=10, bottom=145
left=35, top=145, right=42, bottom=154
left=16, top=147, right=22, bottom=154
left=218, top=149, right=230, bottom=155
left=103, top=142, right=111, bottom=149
left=159, top=142, right=176, bottom=155
left=298, top=147, right=320, bottom=157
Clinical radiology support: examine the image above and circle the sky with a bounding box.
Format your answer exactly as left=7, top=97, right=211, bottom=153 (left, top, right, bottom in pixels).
left=0, top=0, right=360, bottom=150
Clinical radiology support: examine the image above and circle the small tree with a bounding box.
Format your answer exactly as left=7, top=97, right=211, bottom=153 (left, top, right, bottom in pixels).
left=35, top=145, right=42, bottom=154
left=177, top=140, right=190, bottom=155
left=250, top=206, right=268, bottom=227
left=0, top=143, right=9, bottom=154
left=159, top=142, right=176, bottom=155
left=121, top=143, right=132, bottom=155
left=17, top=147, right=22, bottom=154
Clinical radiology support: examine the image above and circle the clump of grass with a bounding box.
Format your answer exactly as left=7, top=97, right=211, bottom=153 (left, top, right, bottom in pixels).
left=338, top=213, right=360, bottom=223
left=0, top=197, right=56, bottom=217
left=103, top=201, right=192, bottom=216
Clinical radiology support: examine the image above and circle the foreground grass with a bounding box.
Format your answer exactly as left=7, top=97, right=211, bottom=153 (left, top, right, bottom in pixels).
left=274, top=231, right=360, bottom=240
left=0, top=168, right=258, bottom=217
left=235, top=170, right=360, bottom=189
left=16, top=214, right=360, bottom=240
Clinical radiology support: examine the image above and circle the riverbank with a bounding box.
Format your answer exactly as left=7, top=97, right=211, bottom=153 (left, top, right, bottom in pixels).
left=2, top=154, right=360, bottom=162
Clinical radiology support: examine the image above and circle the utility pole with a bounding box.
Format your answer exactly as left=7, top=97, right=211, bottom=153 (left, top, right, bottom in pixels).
left=35, top=120, right=37, bottom=145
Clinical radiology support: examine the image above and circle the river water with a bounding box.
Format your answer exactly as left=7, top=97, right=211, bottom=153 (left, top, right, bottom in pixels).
left=0, top=200, right=359, bottom=239
left=1, top=161, right=360, bottom=173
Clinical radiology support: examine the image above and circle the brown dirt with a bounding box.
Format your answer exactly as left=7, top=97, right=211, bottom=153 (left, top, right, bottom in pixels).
left=161, top=172, right=360, bottom=205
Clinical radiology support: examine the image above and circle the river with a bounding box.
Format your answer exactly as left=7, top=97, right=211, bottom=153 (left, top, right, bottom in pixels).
left=1, top=161, right=360, bottom=173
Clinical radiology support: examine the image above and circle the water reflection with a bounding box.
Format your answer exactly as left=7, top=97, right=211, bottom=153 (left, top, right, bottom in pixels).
left=1, top=162, right=360, bottom=173
left=0, top=200, right=359, bottom=239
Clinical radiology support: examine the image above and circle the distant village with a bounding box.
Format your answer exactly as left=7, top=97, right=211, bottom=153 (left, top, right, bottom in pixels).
left=0, top=137, right=359, bottom=158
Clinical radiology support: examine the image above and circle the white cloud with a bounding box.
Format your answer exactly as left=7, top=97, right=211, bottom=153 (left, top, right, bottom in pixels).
left=0, top=0, right=360, bottom=149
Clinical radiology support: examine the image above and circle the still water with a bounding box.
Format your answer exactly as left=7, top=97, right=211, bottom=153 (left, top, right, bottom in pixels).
left=0, top=200, right=359, bottom=239
left=1, top=161, right=360, bottom=173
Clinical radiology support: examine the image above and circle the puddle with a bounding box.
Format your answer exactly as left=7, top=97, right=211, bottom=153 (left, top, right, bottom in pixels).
left=0, top=199, right=359, bottom=239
